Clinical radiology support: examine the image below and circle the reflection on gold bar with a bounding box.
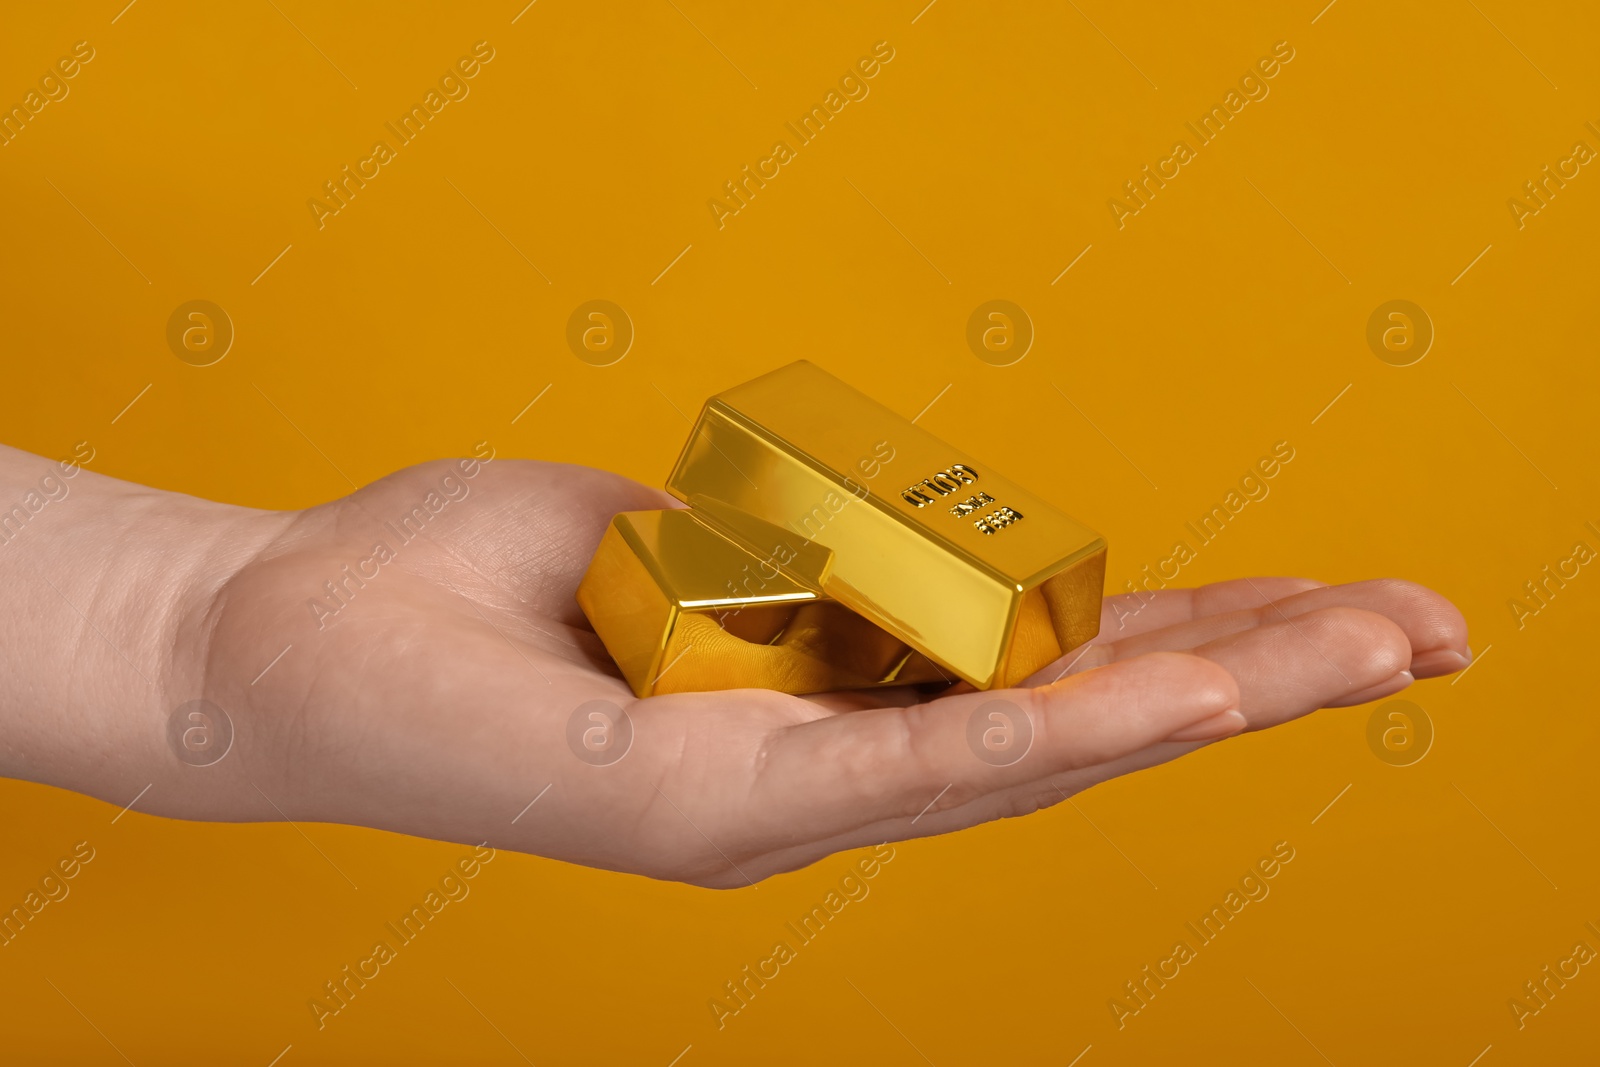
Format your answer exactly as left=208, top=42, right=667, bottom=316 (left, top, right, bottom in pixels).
left=576, top=508, right=950, bottom=698
left=666, top=361, right=1107, bottom=689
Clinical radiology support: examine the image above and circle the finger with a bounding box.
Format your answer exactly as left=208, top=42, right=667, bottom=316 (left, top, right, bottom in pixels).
left=799, top=576, right=1458, bottom=714
left=1181, top=604, right=1412, bottom=728
left=1033, top=578, right=1467, bottom=686
left=1034, top=603, right=1414, bottom=793
left=733, top=604, right=1416, bottom=881
left=810, top=577, right=1333, bottom=709
left=955, top=605, right=1415, bottom=826
left=1094, top=576, right=1327, bottom=642
left=746, top=651, right=1242, bottom=845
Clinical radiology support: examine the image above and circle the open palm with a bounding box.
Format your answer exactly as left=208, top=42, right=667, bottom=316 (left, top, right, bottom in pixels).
left=184, top=457, right=1469, bottom=887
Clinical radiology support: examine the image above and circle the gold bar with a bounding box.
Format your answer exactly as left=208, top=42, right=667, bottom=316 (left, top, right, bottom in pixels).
left=576, top=508, right=950, bottom=697
left=665, top=361, right=1106, bottom=689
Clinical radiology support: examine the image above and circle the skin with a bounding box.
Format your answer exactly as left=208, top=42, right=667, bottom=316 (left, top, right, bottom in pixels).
left=0, top=444, right=1471, bottom=888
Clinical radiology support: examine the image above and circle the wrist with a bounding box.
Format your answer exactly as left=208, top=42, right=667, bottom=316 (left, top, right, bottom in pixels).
left=0, top=446, right=294, bottom=810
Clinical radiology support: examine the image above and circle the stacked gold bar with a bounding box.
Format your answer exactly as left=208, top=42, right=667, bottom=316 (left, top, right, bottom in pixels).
left=577, top=361, right=1107, bottom=697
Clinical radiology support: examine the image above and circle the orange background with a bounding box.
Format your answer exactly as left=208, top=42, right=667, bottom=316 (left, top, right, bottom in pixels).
left=2, top=1, right=1597, bottom=1063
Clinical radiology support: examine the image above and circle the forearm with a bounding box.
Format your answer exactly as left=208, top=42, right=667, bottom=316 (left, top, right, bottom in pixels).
left=0, top=443, right=285, bottom=801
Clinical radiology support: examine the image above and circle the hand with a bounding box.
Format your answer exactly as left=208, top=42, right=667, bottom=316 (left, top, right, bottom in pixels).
left=0, top=450, right=1470, bottom=888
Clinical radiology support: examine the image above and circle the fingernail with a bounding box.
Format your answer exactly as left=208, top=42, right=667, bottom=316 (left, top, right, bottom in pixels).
left=1164, top=708, right=1247, bottom=743
left=1410, top=648, right=1471, bottom=680
left=1327, top=670, right=1414, bottom=708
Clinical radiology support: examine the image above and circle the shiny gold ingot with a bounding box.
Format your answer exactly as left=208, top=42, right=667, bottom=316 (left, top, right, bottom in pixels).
left=666, top=360, right=1107, bottom=689
left=576, top=508, right=950, bottom=697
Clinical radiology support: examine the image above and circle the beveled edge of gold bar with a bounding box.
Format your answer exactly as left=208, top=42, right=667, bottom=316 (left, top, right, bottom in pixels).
left=576, top=508, right=956, bottom=697
left=578, top=510, right=827, bottom=697
left=679, top=494, right=834, bottom=593
left=993, top=545, right=1108, bottom=688
left=1015, top=531, right=1110, bottom=594
left=575, top=515, right=672, bottom=696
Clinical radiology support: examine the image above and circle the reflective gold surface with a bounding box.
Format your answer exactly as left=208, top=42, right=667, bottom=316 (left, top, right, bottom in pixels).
left=576, top=509, right=951, bottom=697
left=665, top=361, right=1106, bottom=688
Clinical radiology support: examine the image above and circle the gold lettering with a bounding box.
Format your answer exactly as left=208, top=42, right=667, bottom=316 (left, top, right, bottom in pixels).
left=975, top=506, right=1024, bottom=535
left=948, top=491, right=995, bottom=517
left=905, top=465, right=979, bottom=506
